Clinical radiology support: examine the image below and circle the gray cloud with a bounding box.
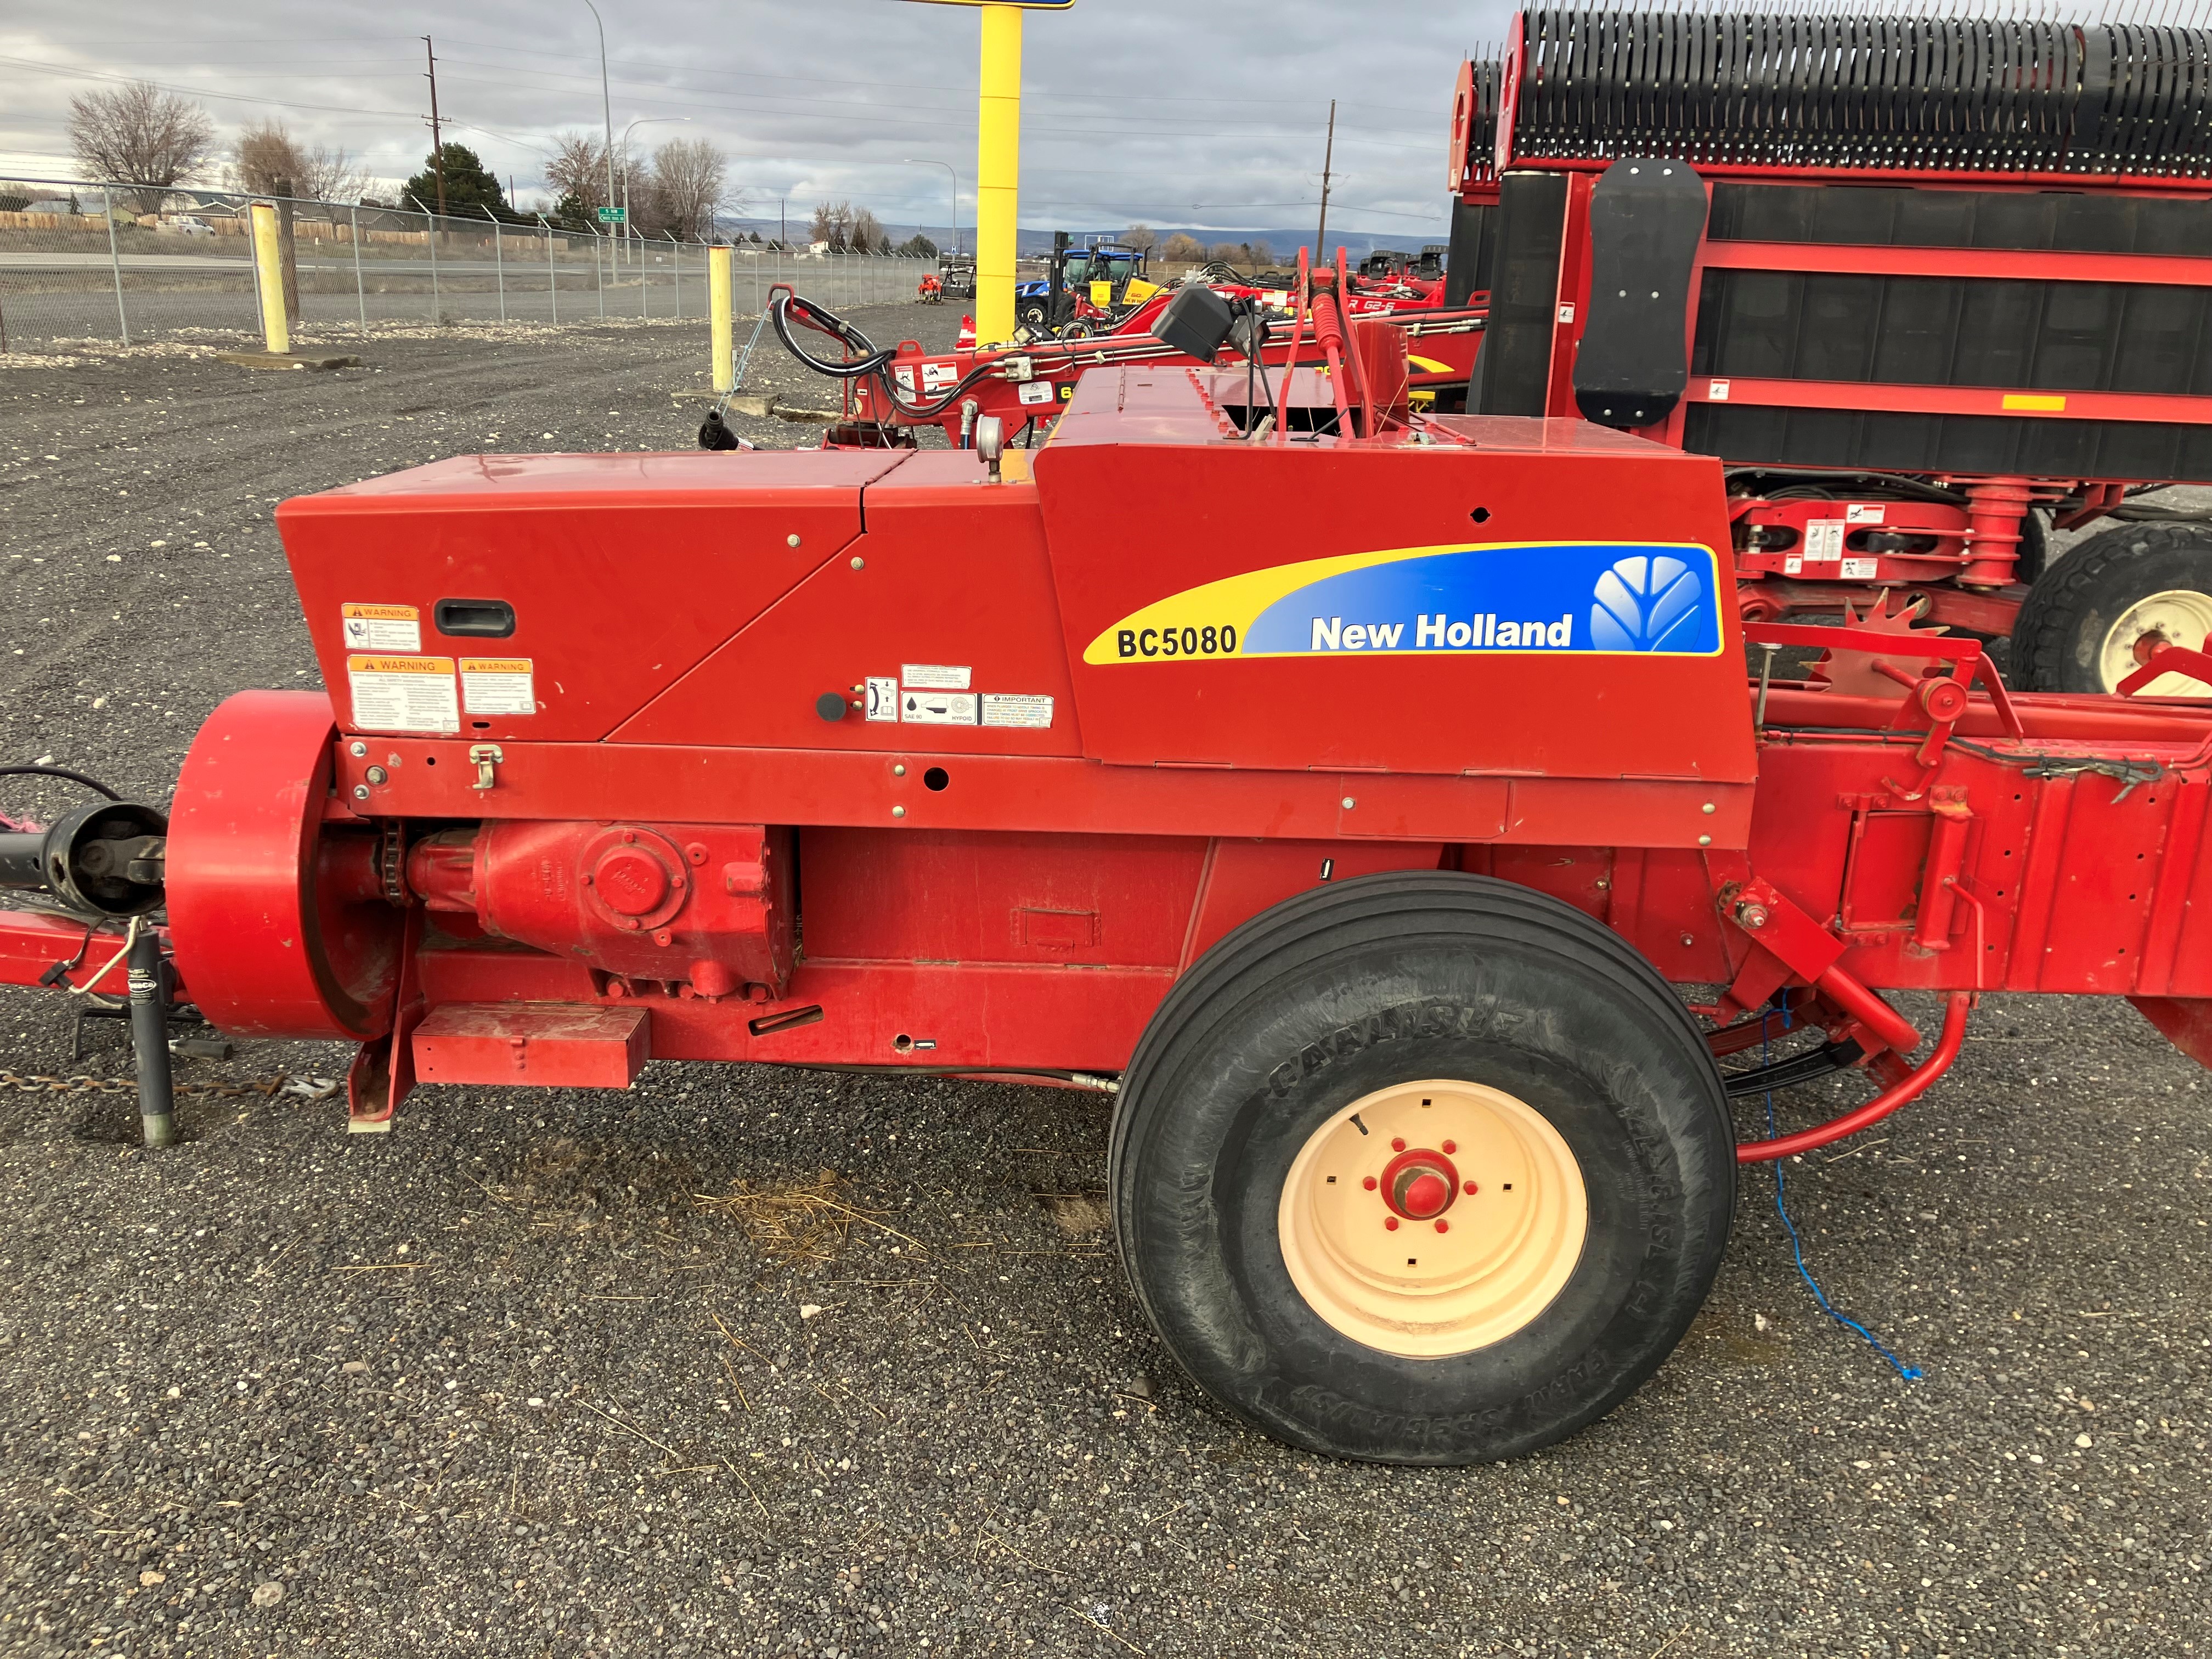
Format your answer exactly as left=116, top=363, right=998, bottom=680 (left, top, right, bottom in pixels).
left=1, top=0, right=1512, bottom=242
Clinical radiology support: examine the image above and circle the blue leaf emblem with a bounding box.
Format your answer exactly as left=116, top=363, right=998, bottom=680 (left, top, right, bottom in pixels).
left=1590, top=555, right=1704, bottom=652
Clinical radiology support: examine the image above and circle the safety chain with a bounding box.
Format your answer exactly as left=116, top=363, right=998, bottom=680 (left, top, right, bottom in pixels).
left=0, top=1068, right=341, bottom=1102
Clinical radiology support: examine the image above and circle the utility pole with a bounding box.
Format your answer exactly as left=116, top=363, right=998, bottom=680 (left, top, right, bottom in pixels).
left=779, top=198, right=786, bottom=247
left=583, top=2, right=616, bottom=249
left=423, top=36, right=448, bottom=218
left=1314, top=98, right=1336, bottom=268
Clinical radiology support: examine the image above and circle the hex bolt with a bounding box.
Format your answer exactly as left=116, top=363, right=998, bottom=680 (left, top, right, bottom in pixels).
left=1463, top=1181, right=1479, bottom=1195
left=892, top=805, right=907, bottom=819
left=1435, top=1219, right=1449, bottom=1234
left=1735, top=900, right=1770, bottom=929
left=1680, top=932, right=1696, bottom=947
left=1384, top=1216, right=1400, bottom=1232
left=365, top=766, right=388, bottom=785
left=1595, top=878, right=1611, bottom=890
left=850, top=556, right=866, bottom=571
left=1441, top=1139, right=1456, bottom=1154
left=1341, top=797, right=1357, bottom=810
left=349, top=741, right=368, bottom=758
left=787, top=533, right=802, bottom=548
left=893, top=764, right=907, bottom=777
left=1391, top=1137, right=1407, bottom=1152
left=1362, top=1176, right=1378, bottom=1190
left=352, top=785, right=370, bottom=801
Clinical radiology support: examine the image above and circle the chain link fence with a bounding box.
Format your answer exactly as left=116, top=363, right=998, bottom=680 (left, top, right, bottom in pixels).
left=0, top=177, right=939, bottom=352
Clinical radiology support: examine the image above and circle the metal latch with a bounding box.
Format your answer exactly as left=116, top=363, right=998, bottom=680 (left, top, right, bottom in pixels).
left=468, top=743, right=504, bottom=791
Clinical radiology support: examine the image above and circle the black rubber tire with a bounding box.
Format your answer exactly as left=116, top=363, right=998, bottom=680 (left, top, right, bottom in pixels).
left=2011, top=523, right=2212, bottom=693
left=1018, top=302, right=1047, bottom=328
left=1108, top=871, right=1735, bottom=1464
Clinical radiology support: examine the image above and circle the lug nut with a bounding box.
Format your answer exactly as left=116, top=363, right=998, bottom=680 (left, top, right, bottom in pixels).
left=1464, top=1181, right=1479, bottom=1195
left=1435, top=1219, right=1449, bottom=1233
left=1384, top=1216, right=1399, bottom=1231
left=1735, top=900, right=1770, bottom=929
left=1390, top=1137, right=1407, bottom=1152
left=1441, top=1139, right=1456, bottom=1154
left=349, top=741, right=367, bottom=758
left=365, top=766, right=387, bottom=785
left=1362, top=1176, right=1378, bottom=1191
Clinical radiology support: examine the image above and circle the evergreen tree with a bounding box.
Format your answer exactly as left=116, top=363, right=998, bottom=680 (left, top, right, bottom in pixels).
left=402, top=143, right=506, bottom=216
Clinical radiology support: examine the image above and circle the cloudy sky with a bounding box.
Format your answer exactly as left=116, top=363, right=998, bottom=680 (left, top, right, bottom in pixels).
left=1, top=0, right=1513, bottom=241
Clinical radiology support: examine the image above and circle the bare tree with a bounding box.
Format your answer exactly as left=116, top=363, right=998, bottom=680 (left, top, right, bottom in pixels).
left=810, top=200, right=854, bottom=249
left=648, top=137, right=726, bottom=240
left=850, top=206, right=886, bottom=253
left=546, top=131, right=633, bottom=219
left=67, top=81, right=215, bottom=211
left=1120, top=223, right=1158, bottom=255
left=1243, top=238, right=1275, bottom=267
left=230, top=120, right=367, bottom=202
left=1208, top=241, right=1250, bottom=265
left=1160, top=232, right=1206, bottom=264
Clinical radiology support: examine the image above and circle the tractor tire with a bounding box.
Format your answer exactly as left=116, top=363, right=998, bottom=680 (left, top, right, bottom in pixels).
left=1018, top=302, right=1047, bottom=329
left=1108, top=871, right=1735, bottom=1464
left=2011, top=523, right=2212, bottom=696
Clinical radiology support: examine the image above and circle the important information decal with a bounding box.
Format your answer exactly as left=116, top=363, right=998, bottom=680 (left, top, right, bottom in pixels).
left=460, top=658, right=535, bottom=716
left=1083, top=542, right=1725, bottom=664
left=347, top=655, right=459, bottom=733
left=341, top=602, right=422, bottom=653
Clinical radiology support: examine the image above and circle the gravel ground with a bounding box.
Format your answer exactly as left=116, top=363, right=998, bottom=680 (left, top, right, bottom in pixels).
left=1, top=312, right=2209, bottom=1658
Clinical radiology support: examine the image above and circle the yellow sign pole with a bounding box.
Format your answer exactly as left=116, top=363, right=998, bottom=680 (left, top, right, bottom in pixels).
left=249, top=202, right=289, bottom=355
left=708, top=244, right=735, bottom=392
left=974, top=3, right=1023, bottom=346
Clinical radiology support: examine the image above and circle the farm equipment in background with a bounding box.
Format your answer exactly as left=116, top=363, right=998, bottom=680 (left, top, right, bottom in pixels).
left=1447, top=9, right=2212, bottom=694
left=21, top=301, right=2212, bottom=1464
left=1014, top=234, right=1161, bottom=334
left=759, top=267, right=1488, bottom=449
left=939, top=255, right=976, bottom=300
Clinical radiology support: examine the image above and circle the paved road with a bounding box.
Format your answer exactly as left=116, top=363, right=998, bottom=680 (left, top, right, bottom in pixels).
left=0, top=319, right=2207, bottom=1657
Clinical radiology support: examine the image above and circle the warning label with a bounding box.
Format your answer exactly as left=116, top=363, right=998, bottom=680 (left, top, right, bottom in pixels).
left=1802, top=521, right=1846, bottom=561
left=1844, top=504, right=1887, bottom=525
left=980, top=693, right=1053, bottom=729
left=460, top=657, right=535, bottom=715
left=348, top=655, right=458, bottom=734
left=1840, top=557, right=1880, bottom=580
left=901, top=663, right=971, bottom=690
left=1017, top=380, right=1054, bottom=406
left=341, top=602, right=421, bottom=652
left=865, top=676, right=900, bottom=723
left=902, top=690, right=978, bottom=725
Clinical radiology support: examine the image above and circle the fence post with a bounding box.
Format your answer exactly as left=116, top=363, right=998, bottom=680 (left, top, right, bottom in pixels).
left=538, top=216, right=558, bottom=325
left=670, top=231, right=682, bottom=318
left=249, top=202, right=289, bottom=353
left=709, top=244, right=733, bottom=392
left=103, top=185, right=129, bottom=346
left=484, top=206, right=505, bottom=323
left=408, top=197, right=441, bottom=323
left=350, top=206, right=367, bottom=338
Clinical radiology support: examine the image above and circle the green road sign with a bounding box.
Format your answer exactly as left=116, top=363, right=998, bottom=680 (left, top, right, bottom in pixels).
left=597, top=207, right=627, bottom=224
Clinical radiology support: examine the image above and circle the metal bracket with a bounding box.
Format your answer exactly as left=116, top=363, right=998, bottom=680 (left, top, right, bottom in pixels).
left=468, top=743, right=504, bottom=791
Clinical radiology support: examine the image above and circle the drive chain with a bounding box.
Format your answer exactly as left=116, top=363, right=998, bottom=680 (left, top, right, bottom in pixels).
left=0, top=1068, right=341, bottom=1102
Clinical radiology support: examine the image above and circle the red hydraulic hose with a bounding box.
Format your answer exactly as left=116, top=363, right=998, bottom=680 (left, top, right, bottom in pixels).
left=1736, top=990, right=1973, bottom=1164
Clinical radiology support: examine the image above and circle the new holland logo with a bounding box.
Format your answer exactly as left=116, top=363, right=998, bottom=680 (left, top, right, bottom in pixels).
left=1589, top=554, right=1707, bottom=653
left=1083, top=541, right=1723, bottom=664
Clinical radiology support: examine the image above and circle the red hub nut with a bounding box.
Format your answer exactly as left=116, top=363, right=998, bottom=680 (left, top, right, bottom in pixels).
left=1377, top=1147, right=1461, bottom=1221
left=594, top=846, right=672, bottom=916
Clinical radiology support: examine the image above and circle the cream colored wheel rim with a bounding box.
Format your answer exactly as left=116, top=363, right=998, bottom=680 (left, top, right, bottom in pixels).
left=1277, top=1079, right=1589, bottom=1359
left=2098, top=589, right=2212, bottom=697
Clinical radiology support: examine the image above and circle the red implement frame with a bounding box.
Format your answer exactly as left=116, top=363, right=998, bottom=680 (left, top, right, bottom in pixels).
left=8, top=368, right=2212, bottom=1165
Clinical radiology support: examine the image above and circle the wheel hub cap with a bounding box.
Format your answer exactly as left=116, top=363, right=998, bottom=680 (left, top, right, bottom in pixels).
left=1277, top=1079, right=1589, bottom=1358
left=2098, top=589, right=2212, bottom=698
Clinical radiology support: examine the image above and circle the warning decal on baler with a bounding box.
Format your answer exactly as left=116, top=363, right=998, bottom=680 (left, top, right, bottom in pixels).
left=1083, top=542, right=1724, bottom=664
left=341, top=602, right=422, bottom=652
left=460, top=658, right=535, bottom=715
left=347, top=655, right=459, bottom=734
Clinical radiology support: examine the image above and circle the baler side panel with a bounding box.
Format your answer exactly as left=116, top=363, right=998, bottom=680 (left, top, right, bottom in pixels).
left=612, top=456, right=1080, bottom=755
left=1031, top=375, right=1759, bottom=795
left=278, top=450, right=905, bottom=742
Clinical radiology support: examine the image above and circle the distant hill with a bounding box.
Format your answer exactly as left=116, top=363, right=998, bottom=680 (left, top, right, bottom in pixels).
left=713, top=218, right=1439, bottom=264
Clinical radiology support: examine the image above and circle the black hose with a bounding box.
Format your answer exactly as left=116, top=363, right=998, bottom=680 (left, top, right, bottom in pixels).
left=0, top=765, right=122, bottom=801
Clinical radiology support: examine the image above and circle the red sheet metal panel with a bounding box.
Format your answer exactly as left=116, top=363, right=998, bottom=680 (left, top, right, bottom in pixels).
left=613, top=452, right=1081, bottom=755
left=1034, top=373, right=1757, bottom=804
left=413, top=1003, right=648, bottom=1088
left=276, top=449, right=910, bottom=743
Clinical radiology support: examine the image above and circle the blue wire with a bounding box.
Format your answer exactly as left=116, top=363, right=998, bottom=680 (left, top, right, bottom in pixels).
left=1759, top=1003, right=1923, bottom=1382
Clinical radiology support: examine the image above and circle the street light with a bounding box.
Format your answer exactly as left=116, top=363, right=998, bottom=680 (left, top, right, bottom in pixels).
left=901, top=159, right=959, bottom=257
left=620, top=116, right=689, bottom=263
left=580, top=1, right=615, bottom=246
